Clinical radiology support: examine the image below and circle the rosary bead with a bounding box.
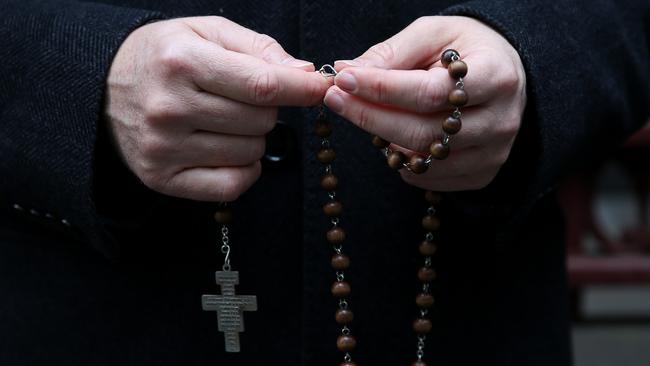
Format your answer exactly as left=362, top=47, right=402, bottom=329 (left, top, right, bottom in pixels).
left=448, top=89, right=468, bottom=107
left=372, top=135, right=390, bottom=148
left=321, top=174, right=339, bottom=191
left=387, top=150, right=406, bottom=170
left=424, top=191, right=442, bottom=205
left=419, top=241, right=438, bottom=256
left=416, top=293, right=435, bottom=308
left=418, top=267, right=437, bottom=282
left=327, top=227, right=346, bottom=244
left=412, top=361, right=428, bottom=366
left=442, top=116, right=462, bottom=135
left=331, top=253, right=351, bottom=270
left=213, top=208, right=232, bottom=225
left=337, top=335, right=357, bottom=352
left=315, top=119, right=332, bottom=138
left=413, top=318, right=433, bottom=334
left=317, top=148, right=336, bottom=164
left=332, top=281, right=351, bottom=298
left=409, top=155, right=428, bottom=174
left=422, top=215, right=440, bottom=231
left=429, top=140, right=450, bottom=160
left=441, top=49, right=460, bottom=67
left=448, top=60, right=468, bottom=78
left=335, top=309, right=354, bottom=324
left=323, top=201, right=343, bottom=217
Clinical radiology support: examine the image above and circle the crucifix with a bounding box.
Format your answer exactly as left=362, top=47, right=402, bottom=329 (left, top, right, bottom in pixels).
left=202, top=270, right=257, bottom=352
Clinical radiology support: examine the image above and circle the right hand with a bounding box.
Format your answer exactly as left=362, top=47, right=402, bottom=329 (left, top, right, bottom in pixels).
left=105, top=16, right=330, bottom=201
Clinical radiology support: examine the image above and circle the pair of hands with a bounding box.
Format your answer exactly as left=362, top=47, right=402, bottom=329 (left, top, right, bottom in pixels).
left=105, top=16, right=526, bottom=202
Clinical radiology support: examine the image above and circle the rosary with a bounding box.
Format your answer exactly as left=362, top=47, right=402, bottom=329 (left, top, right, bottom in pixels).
left=201, top=49, right=468, bottom=365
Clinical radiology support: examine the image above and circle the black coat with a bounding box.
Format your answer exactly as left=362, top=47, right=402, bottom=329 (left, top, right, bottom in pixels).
left=0, top=1, right=648, bottom=365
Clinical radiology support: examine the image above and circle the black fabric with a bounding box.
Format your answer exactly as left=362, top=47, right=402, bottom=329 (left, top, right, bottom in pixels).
left=0, top=1, right=648, bottom=365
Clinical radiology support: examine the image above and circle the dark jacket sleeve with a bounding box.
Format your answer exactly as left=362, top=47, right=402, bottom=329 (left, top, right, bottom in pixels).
left=440, top=0, right=650, bottom=241
left=0, top=0, right=163, bottom=258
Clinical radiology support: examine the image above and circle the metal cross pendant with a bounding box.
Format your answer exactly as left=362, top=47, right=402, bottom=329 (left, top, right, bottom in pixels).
left=202, top=271, right=257, bottom=352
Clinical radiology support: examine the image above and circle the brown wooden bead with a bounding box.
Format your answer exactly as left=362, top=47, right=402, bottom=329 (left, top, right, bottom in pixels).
left=321, top=174, right=339, bottom=190
left=335, top=309, right=354, bottom=324
left=419, top=241, right=437, bottom=256
left=337, top=335, right=357, bottom=351
left=331, top=253, right=350, bottom=270
left=315, top=119, right=332, bottom=137
left=416, top=293, right=435, bottom=308
left=413, top=318, right=432, bottom=334
left=412, top=361, right=428, bottom=366
left=448, top=89, right=468, bottom=107
left=317, top=148, right=336, bottom=164
left=422, top=215, right=440, bottom=231
left=327, top=227, right=346, bottom=244
left=213, top=208, right=232, bottom=224
left=418, top=267, right=437, bottom=282
left=387, top=150, right=406, bottom=170
left=340, top=363, right=358, bottom=366
left=442, top=116, right=462, bottom=135
left=409, top=155, right=428, bottom=174
left=429, top=140, right=450, bottom=160
left=372, top=135, right=390, bottom=148
left=441, top=49, right=459, bottom=68
left=323, top=201, right=343, bottom=217
left=331, top=281, right=351, bottom=298
left=448, top=60, right=468, bottom=78
left=424, top=191, right=442, bottom=205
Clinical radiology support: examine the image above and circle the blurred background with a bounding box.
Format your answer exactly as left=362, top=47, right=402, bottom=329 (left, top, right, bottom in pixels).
left=560, top=122, right=650, bottom=366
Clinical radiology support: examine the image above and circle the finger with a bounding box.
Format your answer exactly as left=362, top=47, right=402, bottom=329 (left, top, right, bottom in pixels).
left=165, top=162, right=262, bottom=202
left=181, top=16, right=314, bottom=69
left=173, top=132, right=266, bottom=168
left=190, top=40, right=331, bottom=106
left=395, top=146, right=501, bottom=191
left=324, top=86, right=490, bottom=152
left=342, top=16, right=455, bottom=69
left=188, top=92, right=278, bottom=136
left=334, top=65, right=489, bottom=114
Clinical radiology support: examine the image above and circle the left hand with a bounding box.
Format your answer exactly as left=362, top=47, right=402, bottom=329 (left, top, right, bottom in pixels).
left=324, top=16, right=527, bottom=191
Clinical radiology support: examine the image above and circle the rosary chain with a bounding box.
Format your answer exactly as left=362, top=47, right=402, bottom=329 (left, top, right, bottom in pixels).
left=313, top=104, right=358, bottom=365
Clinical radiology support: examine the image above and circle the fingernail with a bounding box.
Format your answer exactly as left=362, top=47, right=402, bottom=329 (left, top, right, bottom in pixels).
left=334, top=60, right=361, bottom=68
left=335, top=72, right=357, bottom=92
left=282, top=58, right=314, bottom=68
left=324, top=90, right=344, bottom=113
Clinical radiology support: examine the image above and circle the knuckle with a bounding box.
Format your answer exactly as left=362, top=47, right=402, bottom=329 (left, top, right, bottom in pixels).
left=215, top=172, right=250, bottom=202
left=356, top=105, right=373, bottom=131
left=259, top=109, right=278, bottom=134
left=369, top=75, right=389, bottom=104
left=143, top=93, right=184, bottom=124
left=496, top=67, right=521, bottom=92
left=154, top=41, right=193, bottom=77
left=248, top=137, right=266, bottom=161
left=138, top=168, right=169, bottom=193
left=415, top=77, right=445, bottom=112
left=248, top=70, right=280, bottom=104
left=253, top=33, right=281, bottom=60
left=139, top=134, right=169, bottom=161
left=367, top=42, right=396, bottom=64
left=406, top=123, right=434, bottom=151
left=305, top=79, right=324, bottom=105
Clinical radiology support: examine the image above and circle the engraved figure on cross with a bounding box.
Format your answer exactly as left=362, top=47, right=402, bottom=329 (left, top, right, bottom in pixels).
left=202, top=270, right=257, bottom=352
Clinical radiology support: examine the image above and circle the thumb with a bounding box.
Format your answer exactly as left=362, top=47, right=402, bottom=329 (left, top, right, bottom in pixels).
left=337, top=16, right=455, bottom=70
left=182, top=16, right=314, bottom=70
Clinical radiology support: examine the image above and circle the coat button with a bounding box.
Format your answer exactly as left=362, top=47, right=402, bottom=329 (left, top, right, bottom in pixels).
left=264, top=120, right=295, bottom=163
